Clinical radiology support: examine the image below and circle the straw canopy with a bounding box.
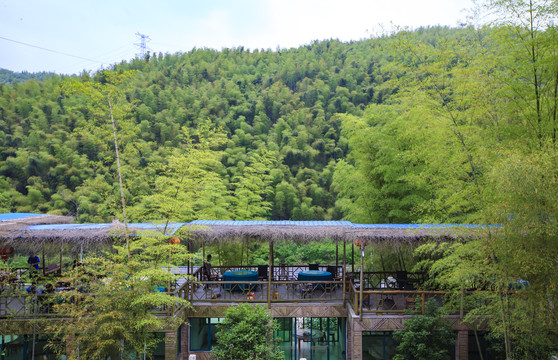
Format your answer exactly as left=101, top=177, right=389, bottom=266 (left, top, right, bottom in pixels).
left=0, top=224, right=189, bottom=254
left=181, top=220, right=483, bottom=244
left=183, top=221, right=354, bottom=242
left=0, top=214, right=485, bottom=251
left=0, top=213, right=74, bottom=252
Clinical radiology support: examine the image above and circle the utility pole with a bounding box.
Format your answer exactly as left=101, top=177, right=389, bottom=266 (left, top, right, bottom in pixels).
left=134, top=32, right=151, bottom=58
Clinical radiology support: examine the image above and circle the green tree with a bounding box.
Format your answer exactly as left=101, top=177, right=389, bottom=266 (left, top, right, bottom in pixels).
left=44, top=230, right=191, bottom=359
left=232, top=150, right=276, bottom=220
left=213, top=303, right=283, bottom=360
left=393, top=298, right=455, bottom=360
left=128, top=120, right=231, bottom=223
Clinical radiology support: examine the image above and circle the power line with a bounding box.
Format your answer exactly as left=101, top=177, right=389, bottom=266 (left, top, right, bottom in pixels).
left=0, top=35, right=104, bottom=64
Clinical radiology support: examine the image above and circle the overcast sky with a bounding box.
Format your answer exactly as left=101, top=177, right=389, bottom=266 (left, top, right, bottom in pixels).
left=0, top=0, right=473, bottom=75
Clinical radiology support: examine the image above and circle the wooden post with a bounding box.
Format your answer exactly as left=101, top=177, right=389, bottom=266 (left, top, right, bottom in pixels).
left=342, top=239, right=346, bottom=307
left=42, top=249, right=46, bottom=276
left=351, top=242, right=355, bottom=274
left=335, top=242, right=338, bottom=266
left=202, top=240, right=205, bottom=267
left=359, top=248, right=364, bottom=319
left=354, top=288, right=359, bottom=315
left=268, top=240, right=273, bottom=309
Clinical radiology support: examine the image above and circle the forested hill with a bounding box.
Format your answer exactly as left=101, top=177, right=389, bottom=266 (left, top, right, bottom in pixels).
left=0, top=25, right=414, bottom=222
left=1, top=23, right=556, bottom=226
left=0, top=68, right=57, bottom=85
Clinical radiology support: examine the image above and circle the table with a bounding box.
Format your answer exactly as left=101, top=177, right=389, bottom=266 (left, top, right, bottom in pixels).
left=296, top=328, right=324, bottom=355
left=297, top=270, right=332, bottom=290
left=222, top=270, right=258, bottom=291
left=297, top=270, right=332, bottom=282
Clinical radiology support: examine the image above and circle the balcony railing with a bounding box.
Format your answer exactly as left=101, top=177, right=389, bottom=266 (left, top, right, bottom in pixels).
left=188, top=279, right=345, bottom=303
left=348, top=281, right=446, bottom=315
left=0, top=279, right=191, bottom=319
left=2, top=266, right=442, bottom=319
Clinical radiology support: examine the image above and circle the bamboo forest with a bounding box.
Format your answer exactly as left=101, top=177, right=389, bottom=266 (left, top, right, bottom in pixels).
left=1, top=0, right=557, bottom=358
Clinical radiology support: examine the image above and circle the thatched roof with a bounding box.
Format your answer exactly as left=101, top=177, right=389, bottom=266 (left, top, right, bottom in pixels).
left=181, top=220, right=485, bottom=244
left=0, top=215, right=186, bottom=250
left=0, top=213, right=74, bottom=251
left=0, top=214, right=487, bottom=250
left=183, top=220, right=354, bottom=242
left=347, top=223, right=486, bottom=244
left=0, top=213, right=73, bottom=229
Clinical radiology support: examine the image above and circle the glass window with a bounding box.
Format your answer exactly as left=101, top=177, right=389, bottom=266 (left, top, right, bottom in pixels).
left=468, top=331, right=504, bottom=360
left=281, top=317, right=346, bottom=360
left=189, top=318, right=223, bottom=351
left=0, top=334, right=61, bottom=360
left=362, top=332, right=397, bottom=360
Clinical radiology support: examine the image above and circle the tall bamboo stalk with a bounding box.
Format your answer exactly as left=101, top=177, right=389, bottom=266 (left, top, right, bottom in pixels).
left=107, top=95, right=131, bottom=266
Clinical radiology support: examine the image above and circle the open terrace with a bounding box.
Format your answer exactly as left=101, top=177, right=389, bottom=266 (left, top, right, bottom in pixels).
left=1, top=265, right=443, bottom=319
left=1, top=215, right=484, bottom=321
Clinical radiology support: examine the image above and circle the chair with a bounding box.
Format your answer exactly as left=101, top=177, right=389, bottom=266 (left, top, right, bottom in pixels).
left=326, top=265, right=338, bottom=278
left=328, top=330, right=338, bottom=343
left=257, top=265, right=268, bottom=281
left=325, top=265, right=338, bottom=292
left=309, top=263, right=319, bottom=271
left=277, top=263, right=289, bottom=281
left=395, top=270, right=408, bottom=289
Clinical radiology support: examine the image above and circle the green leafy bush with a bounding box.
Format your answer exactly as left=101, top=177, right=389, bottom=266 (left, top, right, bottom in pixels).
left=213, top=303, right=283, bottom=360
left=394, top=298, right=455, bottom=360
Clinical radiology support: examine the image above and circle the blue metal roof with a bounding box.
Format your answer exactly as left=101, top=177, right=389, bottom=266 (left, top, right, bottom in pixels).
left=27, top=222, right=188, bottom=236
left=0, top=213, right=47, bottom=222
left=351, top=223, right=488, bottom=228
left=190, top=220, right=353, bottom=226
left=31, top=223, right=113, bottom=230
left=2, top=213, right=490, bottom=233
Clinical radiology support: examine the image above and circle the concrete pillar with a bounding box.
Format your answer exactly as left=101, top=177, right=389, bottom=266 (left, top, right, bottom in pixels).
left=165, top=330, right=178, bottom=360
left=346, top=315, right=362, bottom=360
left=346, top=317, right=352, bottom=360
left=455, top=330, right=468, bottom=360
left=352, top=329, right=362, bottom=360
left=181, top=324, right=189, bottom=360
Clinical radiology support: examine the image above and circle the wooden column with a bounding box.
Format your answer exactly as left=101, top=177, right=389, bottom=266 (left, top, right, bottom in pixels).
left=202, top=240, right=205, bottom=266
left=455, top=330, right=469, bottom=360
left=342, top=239, right=346, bottom=306
left=359, top=247, right=364, bottom=319
left=351, top=242, right=355, bottom=274
left=187, top=240, right=191, bottom=277
left=335, top=241, right=338, bottom=266
left=267, top=240, right=273, bottom=309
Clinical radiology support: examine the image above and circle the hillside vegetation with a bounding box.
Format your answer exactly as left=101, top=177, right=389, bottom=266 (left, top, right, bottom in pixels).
left=1, top=1, right=558, bottom=356
left=0, top=23, right=556, bottom=226
left=1, top=28, right=407, bottom=222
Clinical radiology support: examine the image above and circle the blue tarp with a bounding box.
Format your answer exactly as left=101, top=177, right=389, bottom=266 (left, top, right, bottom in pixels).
left=0, top=213, right=46, bottom=222
left=1, top=213, right=494, bottom=234
left=191, top=220, right=353, bottom=226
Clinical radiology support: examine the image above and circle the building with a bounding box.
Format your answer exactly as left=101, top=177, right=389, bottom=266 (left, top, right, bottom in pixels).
left=1, top=213, right=490, bottom=360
